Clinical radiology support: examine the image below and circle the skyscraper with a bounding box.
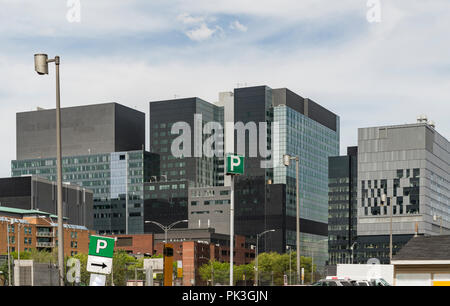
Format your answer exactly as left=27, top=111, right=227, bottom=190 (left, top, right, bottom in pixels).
left=328, top=146, right=358, bottom=265
left=145, top=97, right=224, bottom=233
left=357, top=120, right=450, bottom=263
left=12, top=103, right=159, bottom=234
left=233, top=86, right=340, bottom=268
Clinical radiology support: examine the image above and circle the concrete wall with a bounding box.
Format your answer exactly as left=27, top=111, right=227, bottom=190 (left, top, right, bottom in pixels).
left=16, top=103, right=145, bottom=160
left=14, top=260, right=59, bottom=286
left=357, top=123, right=450, bottom=237
left=188, top=186, right=231, bottom=235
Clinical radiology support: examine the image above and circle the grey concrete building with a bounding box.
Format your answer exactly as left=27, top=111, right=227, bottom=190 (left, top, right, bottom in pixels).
left=357, top=120, right=450, bottom=263
left=16, top=103, right=145, bottom=160
left=188, top=186, right=231, bottom=235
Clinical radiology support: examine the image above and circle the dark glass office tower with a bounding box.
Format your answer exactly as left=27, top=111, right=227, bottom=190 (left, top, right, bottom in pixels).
left=12, top=150, right=159, bottom=234
left=145, top=98, right=224, bottom=233
left=233, top=86, right=340, bottom=268
left=328, top=146, right=358, bottom=265
left=12, top=103, right=159, bottom=234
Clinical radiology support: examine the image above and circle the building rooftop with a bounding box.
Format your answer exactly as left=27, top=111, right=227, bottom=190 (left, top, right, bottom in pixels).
left=0, top=206, right=70, bottom=222
left=392, top=235, right=450, bottom=261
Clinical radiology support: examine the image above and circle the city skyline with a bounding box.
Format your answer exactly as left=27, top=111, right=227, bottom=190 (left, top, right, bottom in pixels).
left=1, top=1, right=450, bottom=178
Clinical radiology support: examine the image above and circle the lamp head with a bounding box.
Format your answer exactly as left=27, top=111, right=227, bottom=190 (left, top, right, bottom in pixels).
left=34, top=54, right=49, bottom=75
left=283, top=154, right=290, bottom=167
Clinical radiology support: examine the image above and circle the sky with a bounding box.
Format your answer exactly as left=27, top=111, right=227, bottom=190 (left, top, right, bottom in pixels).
left=0, top=0, right=449, bottom=177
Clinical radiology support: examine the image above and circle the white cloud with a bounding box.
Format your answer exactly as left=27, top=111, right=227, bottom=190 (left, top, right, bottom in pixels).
left=230, top=20, right=247, bottom=32
left=177, top=13, right=204, bottom=25
left=185, top=23, right=217, bottom=41
left=1, top=0, right=450, bottom=177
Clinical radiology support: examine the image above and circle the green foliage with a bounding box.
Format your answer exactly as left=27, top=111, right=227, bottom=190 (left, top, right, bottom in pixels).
left=198, top=260, right=254, bottom=285
left=255, top=251, right=315, bottom=285
left=198, top=251, right=317, bottom=286
left=0, top=261, right=9, bottom=286
left=10, top=248, right=57, bottom=263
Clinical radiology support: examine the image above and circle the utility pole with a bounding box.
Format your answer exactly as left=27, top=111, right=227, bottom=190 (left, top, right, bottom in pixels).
left=230, top=175, right=234, bottom=286
left=283, top=155, right=301, bottom=284
left=34, top=54, right=64, bottom=286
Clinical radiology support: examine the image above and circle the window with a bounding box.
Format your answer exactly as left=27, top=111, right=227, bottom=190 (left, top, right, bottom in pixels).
left=397, top=169, right=403, bottom=178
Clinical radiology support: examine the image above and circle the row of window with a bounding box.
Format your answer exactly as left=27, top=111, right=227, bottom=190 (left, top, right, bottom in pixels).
left=191, top=199, right=231, bottom=206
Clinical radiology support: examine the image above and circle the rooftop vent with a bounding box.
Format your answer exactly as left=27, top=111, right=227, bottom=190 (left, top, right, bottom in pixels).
left=417, top=114, right=428, bottom=123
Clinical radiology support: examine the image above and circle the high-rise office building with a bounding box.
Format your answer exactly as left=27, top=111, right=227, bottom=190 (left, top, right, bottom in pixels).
left=357, top=120, right=450, bottom=264
left=328, top=146, right=358, bottom=265
left=233, top=86, right=340, bottom=267
left=12, top=103, right=160, bottom=235
left=145, top=97, right=224, bottom=233
left=16, top=103, right=145, bottom=160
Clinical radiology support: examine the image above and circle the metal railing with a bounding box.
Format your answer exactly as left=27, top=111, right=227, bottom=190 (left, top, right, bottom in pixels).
left=36, top=231, right=55, bottom=237
left=36, top=241, right=55, bottom=248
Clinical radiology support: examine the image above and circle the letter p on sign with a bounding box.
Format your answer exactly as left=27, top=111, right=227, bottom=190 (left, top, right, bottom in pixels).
left=231, top=156, right=240, bottom=171
left=226, top=154, right=244, bottom=175
left=96, top=240, right=107, bottom=254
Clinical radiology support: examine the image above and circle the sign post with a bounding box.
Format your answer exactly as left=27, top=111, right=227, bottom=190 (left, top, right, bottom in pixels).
left=226, top=154, right=244, bottom=286
left=87, top=235, right=115, bottom=277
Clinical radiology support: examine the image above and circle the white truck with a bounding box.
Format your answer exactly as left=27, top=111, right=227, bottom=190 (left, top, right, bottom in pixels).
left=336, top=264, right=394, bottom=286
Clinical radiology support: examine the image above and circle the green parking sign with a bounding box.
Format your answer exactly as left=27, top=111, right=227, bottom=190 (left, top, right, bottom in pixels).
left=226, top=154, right=244, bottom=175
left=88, top=235, right=115, bottom=258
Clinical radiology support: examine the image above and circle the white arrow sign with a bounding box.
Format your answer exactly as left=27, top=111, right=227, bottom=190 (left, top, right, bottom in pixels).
left=87, top=255, right=113, bottom=274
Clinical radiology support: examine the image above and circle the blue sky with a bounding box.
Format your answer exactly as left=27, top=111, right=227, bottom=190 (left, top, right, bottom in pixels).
left=1, top=0, right=450, bottom=177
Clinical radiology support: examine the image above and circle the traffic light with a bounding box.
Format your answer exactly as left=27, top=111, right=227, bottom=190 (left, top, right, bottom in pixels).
left=164, top=246, right=173, bottom=257
left=163, top=243, right=173, bottom=286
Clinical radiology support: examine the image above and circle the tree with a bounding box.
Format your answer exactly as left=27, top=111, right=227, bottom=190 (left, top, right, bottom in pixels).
left=198, top=260, right=255, bottom=286
left=253, top=251, right=315, bottom=285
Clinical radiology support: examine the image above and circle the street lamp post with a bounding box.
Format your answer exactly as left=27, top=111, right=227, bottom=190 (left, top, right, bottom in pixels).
left=34, top=54, right=64, bottom=286
left=286, top=246, right=292, bottom=285
left=283, top=154, right=300, bottom=284
left=255, top=229, right=275, bottom=286
left=145, top=220, right=187, bottom=287
left=144, top=220, right=188, bottom=244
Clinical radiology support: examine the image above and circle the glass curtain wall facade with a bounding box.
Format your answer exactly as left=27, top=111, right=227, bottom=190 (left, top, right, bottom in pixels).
left=272, top=105, right=339, bottom=267
left=146, top=98, right=224, bottom=234
left=11, top=150, right=159, bottom=234
left=234, top=86, right=340, bottom=269
left=328, top=147, right=358, bottom=265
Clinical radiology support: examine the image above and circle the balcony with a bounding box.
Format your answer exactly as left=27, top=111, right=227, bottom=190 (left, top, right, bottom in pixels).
left=36, top=241, right=55, bottom=248
left=36, top=231, right=55, bottom=237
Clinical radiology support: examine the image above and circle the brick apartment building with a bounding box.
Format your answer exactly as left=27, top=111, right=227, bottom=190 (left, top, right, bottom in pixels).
left=0, top=207, right=95, bottom=257
left=112, top=228, right=256, bottom=285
